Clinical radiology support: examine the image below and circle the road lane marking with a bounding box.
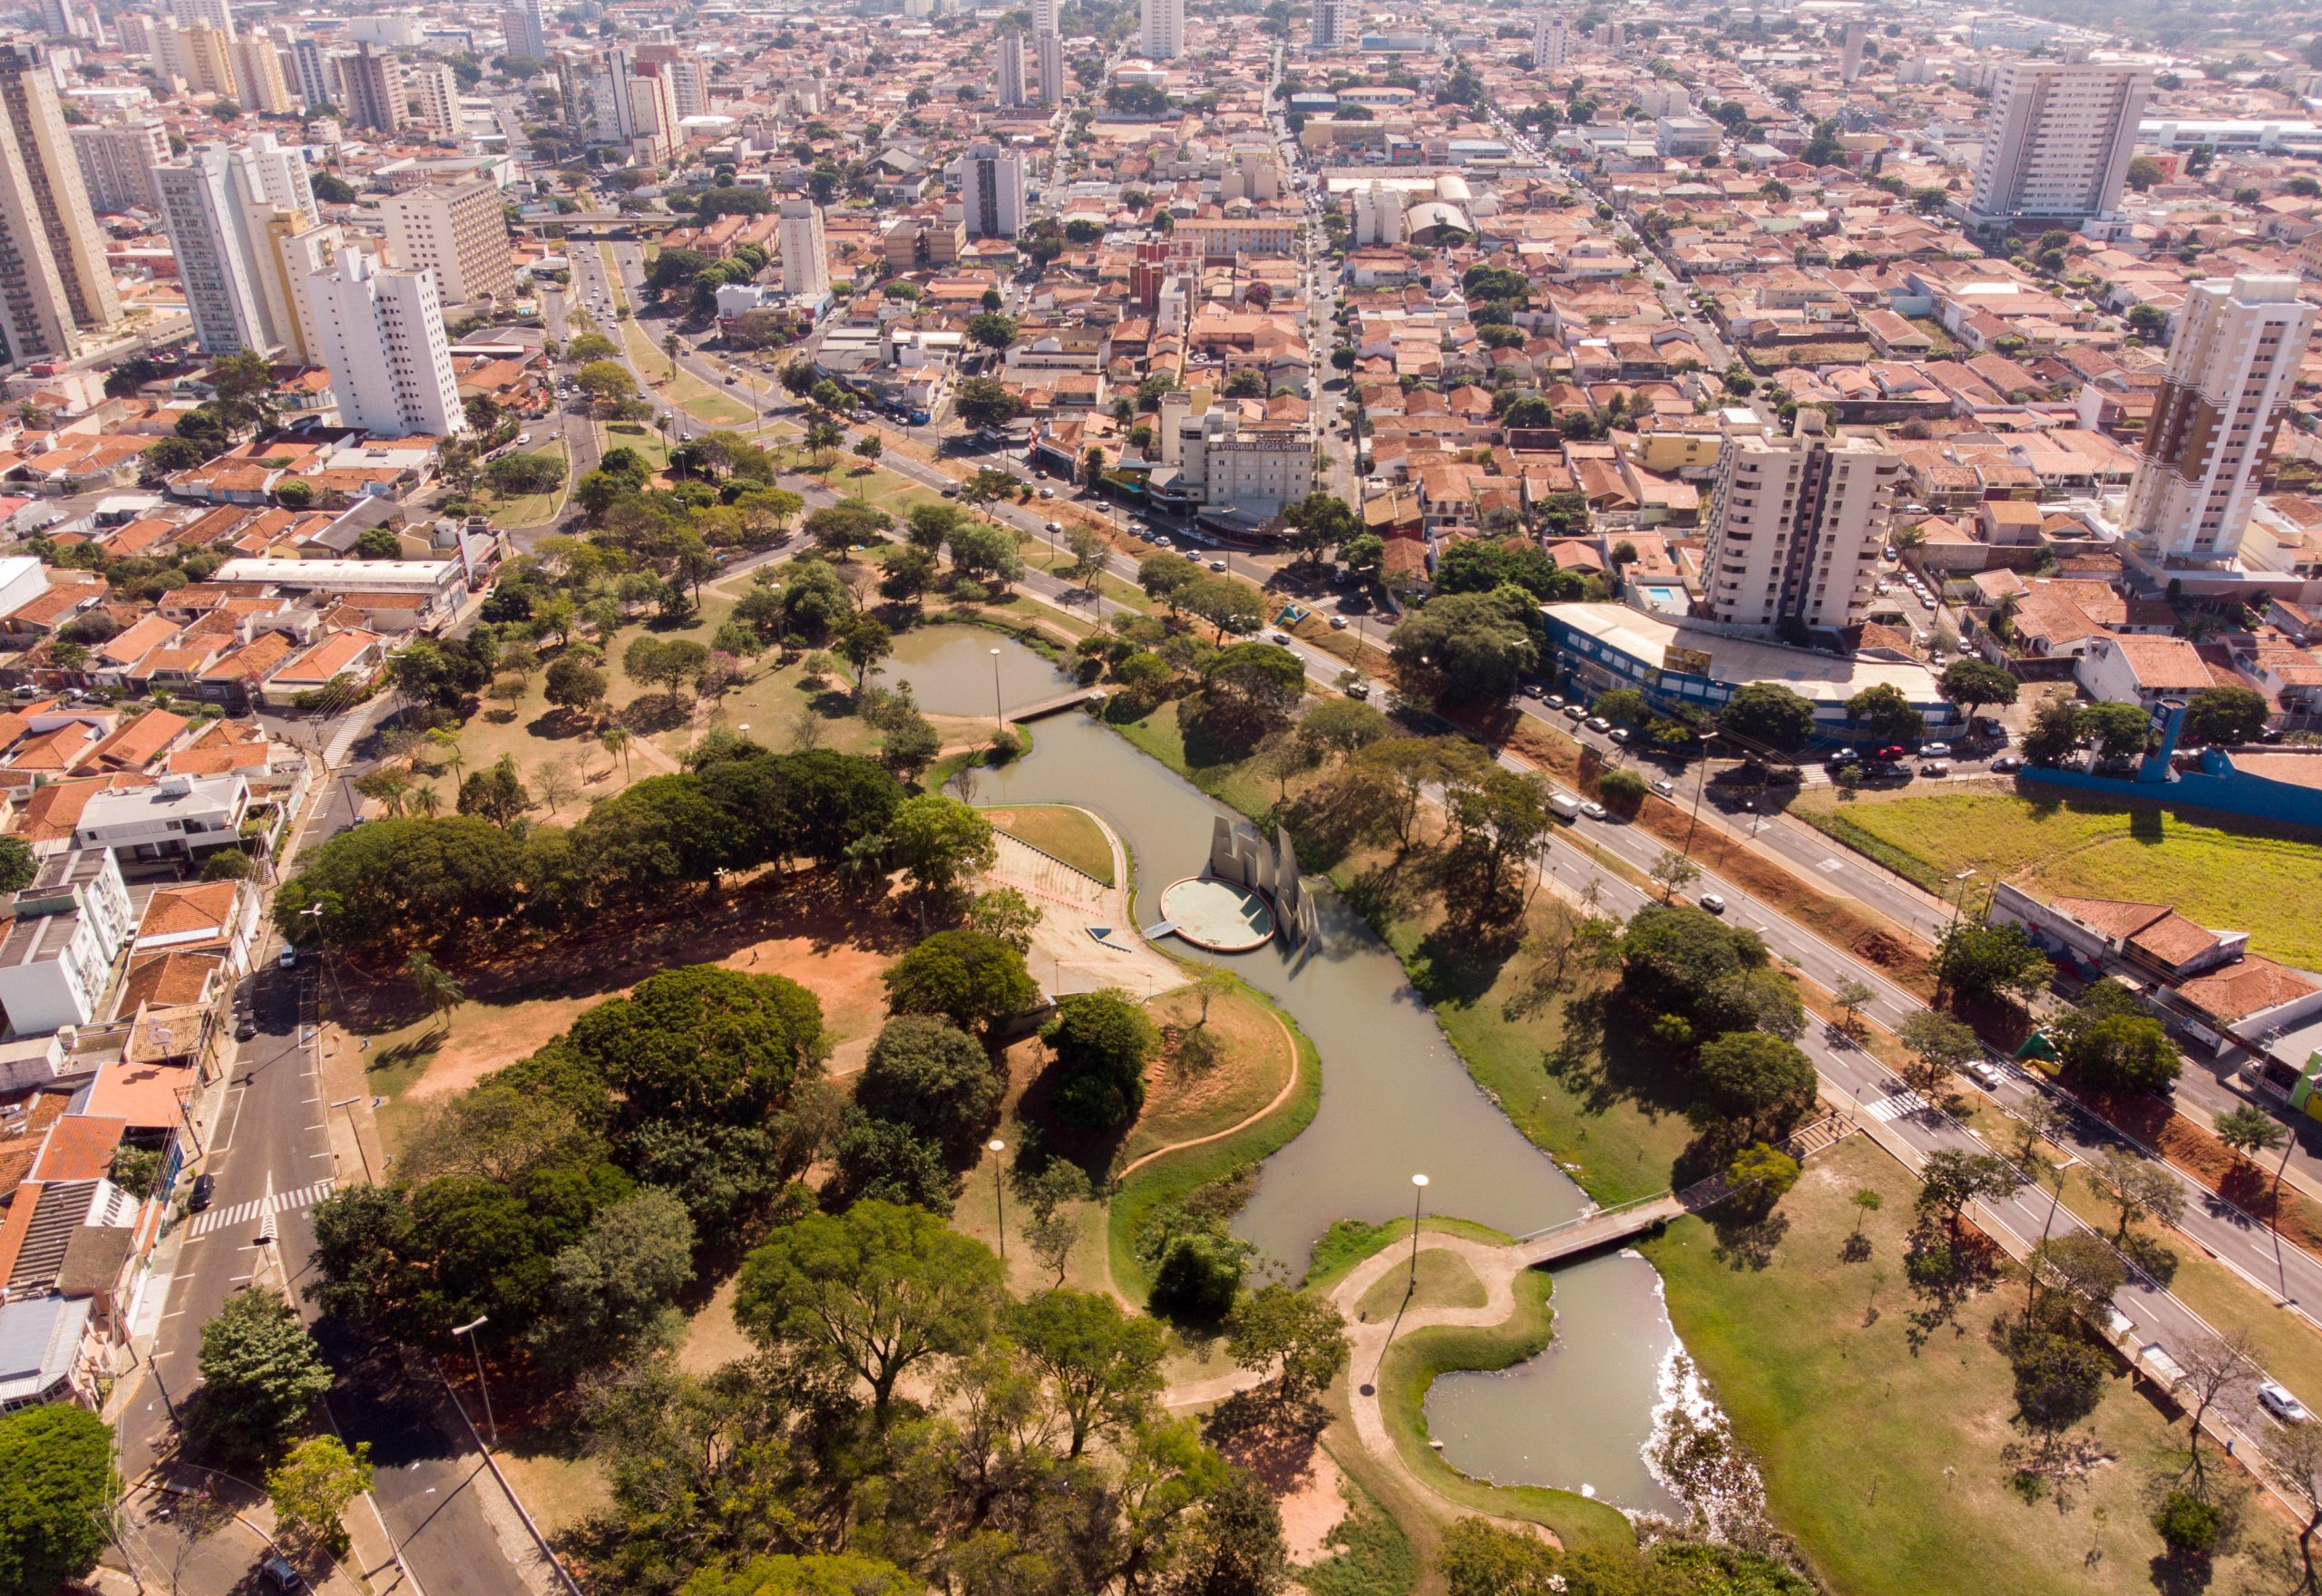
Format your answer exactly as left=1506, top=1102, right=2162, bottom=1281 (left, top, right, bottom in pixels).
left=186, top=1177, right=336, bottom=1238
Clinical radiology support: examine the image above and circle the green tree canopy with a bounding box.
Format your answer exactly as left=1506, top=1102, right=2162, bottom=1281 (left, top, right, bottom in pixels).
left=1390, top=585, right=1541, bottom=705
left=0, top=1404, right=114, bottom=1596
left=194, top=1288, right=336, bottom=1461
left=882, top=929, right=1039, bottom=1036
left=1042, top=988, right=1159, bottom=1134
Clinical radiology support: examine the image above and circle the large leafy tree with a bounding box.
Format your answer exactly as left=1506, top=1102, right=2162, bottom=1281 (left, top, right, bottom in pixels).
left=1937, top=658, right=2018, bottom=724
left=1933, top=920, right=2050, bottom=1006
left=194, top=1289, right=336, bottom=1461
left=273, top=815, right=528, bottom=958
left=565, top=965, right=826, bottom=1131
left=1007, top=1289, right=1169, bottom=1458
left=734, top=1201, right=1006, bottom=1426
left=2181, top=686, right=2269, bottom=746
left=882, top=930, right=1039, bottom=1036
left=1429, top=538, right=1584, bottom=602
left=1693, top=1031, right=1819, bottom=1138
left=1619, top=904, right=1803, bottom=1039
left=0, top=1404, right=114, bottom=1596
left=885, top=794, right=996, bottom=928
left=855, top=1017, right=1003, bottom=1157
left=547, top=1188, right=698, bottom=1366
left=1043, top=988, right=1159, bottom=1134
left=1717, top=681, right=1817, bottom=753
left=1389, top=585, right=1541, bottom=705
left=1843, top=682, right=1924, bottom=742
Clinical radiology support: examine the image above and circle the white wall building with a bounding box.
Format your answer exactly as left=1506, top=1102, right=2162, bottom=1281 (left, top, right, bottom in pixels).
left=1312, top=0, right=1357, bottom=48
left=1034, top=30, right=1063, bottom=106
left=776, top=197, right=828, bottom=299
left=2123, top=273, right=2317, bottom=565
left=1532, top=13, right=1568, bottom=70
left=1156, top=391, right=1313, bottom=516
left=1141, top=0, right=1185, bottom=61
left=958, top=143, right=1025, bottom=239
left=995, top=29, right=1027, bottom=109
left=404, top=57, right=460, bottom=135
left=382, top=179, right=514, bottom=307
left=0, top=850, right=132, bottom=1036
left=69, top=117, right=171, bottom=213
left=1966, top=60, right=2151, bottom=235
left=1698, top=409, right=1901, bottom=631
left=307, top=248, right=465, bottom=438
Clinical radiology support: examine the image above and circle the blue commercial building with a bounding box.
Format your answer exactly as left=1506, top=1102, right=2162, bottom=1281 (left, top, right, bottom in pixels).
left=1540, top=602, right=1957, bottom=742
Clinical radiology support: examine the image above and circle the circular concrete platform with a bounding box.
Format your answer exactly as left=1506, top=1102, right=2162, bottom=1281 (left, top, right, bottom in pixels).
left=1159, top=876, right=1276, bottom=952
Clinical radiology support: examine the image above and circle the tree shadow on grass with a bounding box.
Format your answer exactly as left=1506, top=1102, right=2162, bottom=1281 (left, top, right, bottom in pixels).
left=615, top=693, right=689, bottom=735
left=522, top=708, right=600, bottom=744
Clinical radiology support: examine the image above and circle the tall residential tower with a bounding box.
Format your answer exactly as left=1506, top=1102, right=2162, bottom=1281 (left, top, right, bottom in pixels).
left=0, top=44, right=122, bottom=365
left=1697, top=410, right=1902, bottom=632
left=1965, top=59, right=2150, bottom=236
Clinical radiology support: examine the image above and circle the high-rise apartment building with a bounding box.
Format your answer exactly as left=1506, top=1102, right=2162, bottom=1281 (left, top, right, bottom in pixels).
left=2123, top=274, right=2316, bottom=564
left=307, top=248, right=463, bottom=438
left=1312, top=0, right=1356, bottom=48
left=590, top=49, right=678, bottom=161
left=634, top=43, right=705, bottom=118
left=338, top=42, right=405, bottom=134
left=1033, top=31, right=1062, bottom=106
left=995, top=30, right=1027, bottom=109
left=70, top=117, right=171, bottom=212
left=0, top=44, right=122, bottom=365
left=1031, top=0, right=1058, bottom=32
left=405, top=58, right=460, bottom=134
left=1966, top=60, right=2150, bottom=236
left=155, top=146, right=279, bottom=355
left=178, top=20, right=239, bottom=97
left=171, top=0, right=235, bottom=38
left=1840, top=21, right=1866, bottom=83
left=1697, top=410, right=1901, bottom=631
left=1140, top=0, right=1184, bottom=61
left=256, top=212, right=341, bottom=363
left=959, top=143, right=1024, bottom=239
left=36, top=0, right=74, bottom=40
left=1532, top=13, right=1568, bottom=70
left=153, top=134, right=314, bottom=355
left=288, top=34, right=337, bottom=109
left=777, top=198, right=828, bottom=299
left=502, top=0, right=546, bottom=61
left=231, top=33, right=293, bottom=112
left=382, top=180, right=514, bottom=307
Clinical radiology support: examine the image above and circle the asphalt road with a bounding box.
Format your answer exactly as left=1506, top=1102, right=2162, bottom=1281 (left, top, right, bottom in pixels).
left=120, top=771, right=537, bottom=1596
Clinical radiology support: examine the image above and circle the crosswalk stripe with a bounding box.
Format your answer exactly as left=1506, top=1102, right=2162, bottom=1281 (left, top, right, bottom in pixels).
left=1865, top=1091, right=1929, bottom=1124
left=187, top=1177, right=337, bottom=1237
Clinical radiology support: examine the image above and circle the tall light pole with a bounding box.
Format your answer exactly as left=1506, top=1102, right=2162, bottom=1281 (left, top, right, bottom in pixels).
left=1407, top=1173, right=1429, bottom=1292
left=990, top=647, right=1005, bottom=737
left=452, top=1317, right=496, bottom=1447
left=1949, top=868, right=1978, bottom=928
left=989, top=1139, right=1008, bottom=1259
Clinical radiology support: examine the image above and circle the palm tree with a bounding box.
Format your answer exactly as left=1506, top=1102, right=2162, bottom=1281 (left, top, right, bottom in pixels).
left=407, top=784, right=442, bottom=818
left=425, top=726, right=465, bottom=786
left=600, top=725, right=632, bottom=778
left=662, top=331, right=681, bottom=381
left=403, top=949, right=465, bottom=1034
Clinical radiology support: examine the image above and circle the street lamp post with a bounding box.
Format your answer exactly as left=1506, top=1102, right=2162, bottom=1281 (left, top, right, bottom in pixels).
left=1949, top=868, right=1978, bottom=928
left=989, top=1139, right=1008, bottom=1259
left=1407, top=1173, right=1429, bottom=1292
left=990, top=647, right=1005, bottom=737
left=452, top=1317, right=496, bottom=1448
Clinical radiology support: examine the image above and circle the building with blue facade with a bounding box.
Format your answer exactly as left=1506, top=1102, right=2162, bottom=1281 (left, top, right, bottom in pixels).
left=1541, top=602, right=1956, bottom=743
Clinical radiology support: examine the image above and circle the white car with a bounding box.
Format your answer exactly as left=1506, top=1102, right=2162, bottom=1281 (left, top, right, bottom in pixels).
left=1267, top=631, right=1294, bottom=647
left=1580, top=801, right=1608, bottom=821
left=1966, top=1059, right=2005, bottom=1091
left=2260, top=1380, right=2310, bottom=1424
left=1698, top=892, right=1727, bottom=915
left=1208, top=560, right=1227, bottom=572
left=1037, top=486, right=1055, bottom=499
left=277, top=945, right=298, bottom=969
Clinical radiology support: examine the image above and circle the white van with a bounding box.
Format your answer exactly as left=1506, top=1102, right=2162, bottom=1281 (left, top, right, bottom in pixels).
left=1549, top=793, right=1582, bottom=822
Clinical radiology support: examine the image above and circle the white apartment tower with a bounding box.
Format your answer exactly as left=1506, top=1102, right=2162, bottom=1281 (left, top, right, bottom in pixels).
left=995, top=30, right=1028, bottom=109
left=1141, top=0, right=1185, bottom=62
left=960, top=144, right=1025, bottom=239
left=382, top=180, right=515, bottom=307
left=70, top=117, right=171, bottom=212
left=1312, top=0, right=1357, bottom=49
left=2123, top=274, right=2317, bottom=564
left=153, top=134, right=315, bottom=355
left=1840, top=21, right=1866, bottom=83
left=1033, top=31, right=1063, bottom=106
left=1532, top=14, right=1569, bottom=71
left=171, top=0, right=235, bottom=37
left=405, top=58, right=460, bottom=135
left=777, top=198, right=828, bottom=299
left=1966, top=60, right=2151, bottom=236
left=1698, top=410, right=1902, bottom=631
left=308, top=248, right=463, bottom=438
left=0, top=44, right=122, bottom=365
left=1031, top=0, right=1058, bottom=32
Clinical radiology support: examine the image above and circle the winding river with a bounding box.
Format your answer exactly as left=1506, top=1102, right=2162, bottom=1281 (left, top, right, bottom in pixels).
left=884, top=627, right=1685, bottom=1515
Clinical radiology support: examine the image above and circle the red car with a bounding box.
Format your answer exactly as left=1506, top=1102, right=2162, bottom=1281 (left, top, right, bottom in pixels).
left=1871, top=744, right=1907, bottom=762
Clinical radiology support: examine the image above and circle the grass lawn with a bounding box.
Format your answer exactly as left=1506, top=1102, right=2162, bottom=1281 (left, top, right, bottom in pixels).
left=1793, top=783, right=2322, bottom=968
left=983, top=803, right=1115, bottom=884
left=1022, top=544, right=1156, bottom=615
left=485, top=439, right=570, bottom=530
left=1107, top=978, right=1322, bottom=1303
left=1115, top=983, right=1297, bottom=1170
left=600, top=420, right=669, bottom=472
left=1638, top=1135, right=2294, bottom=1596
left=1354, top=1248, right=1487, bottom=1321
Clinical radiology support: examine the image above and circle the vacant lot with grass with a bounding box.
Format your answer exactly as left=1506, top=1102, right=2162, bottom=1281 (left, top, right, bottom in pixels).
left=486, top=439, right=571, bottom=529
left=1795, top=783, right=2322, bottom=968
left=1640, top=1135, right=2291, bottom=1596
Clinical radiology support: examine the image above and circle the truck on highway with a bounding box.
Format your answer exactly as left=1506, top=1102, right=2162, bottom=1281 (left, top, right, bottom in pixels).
left=1549, top=793, right=1582, bottom=823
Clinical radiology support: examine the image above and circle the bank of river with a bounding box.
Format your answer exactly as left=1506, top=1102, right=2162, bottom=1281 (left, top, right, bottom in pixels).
left=890, top=629, right=1690, bottom=1515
